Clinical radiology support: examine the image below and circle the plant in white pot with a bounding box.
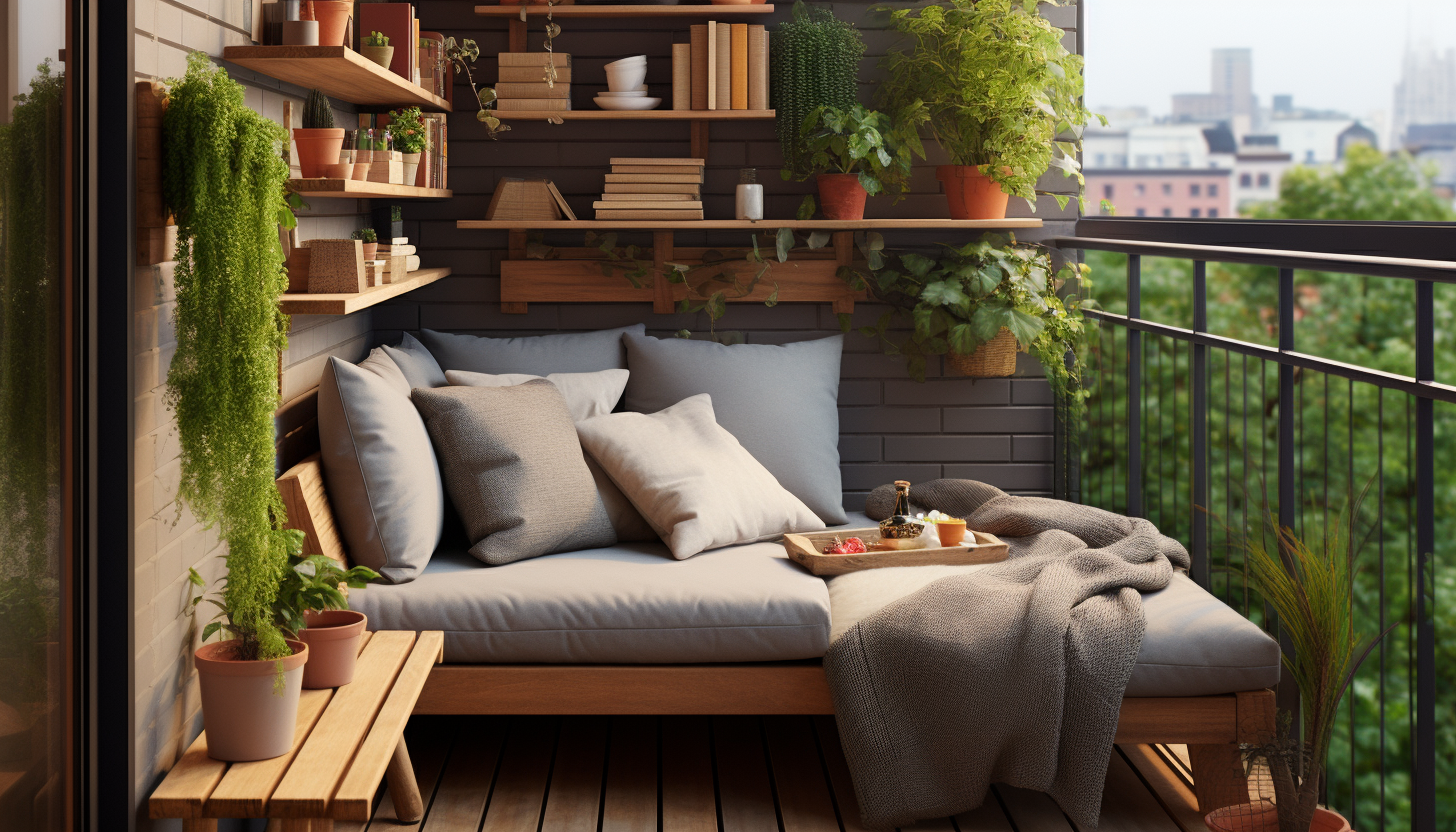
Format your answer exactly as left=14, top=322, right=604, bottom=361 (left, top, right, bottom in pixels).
left=273, top=555, right=379, bottom=690
left=163, top=52, right=306, bottom=763
left=388, top=106, right=428, bottom=188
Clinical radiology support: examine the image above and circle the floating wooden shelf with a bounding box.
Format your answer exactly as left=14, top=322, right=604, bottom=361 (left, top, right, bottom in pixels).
left=477, top=3, right=775, bottom=15
left=222, top=46, right=451, bottom=111
left=290, top=179, right=453, bottom=200
left=458, top=219, right=1044, bottom=231
left=493, top=109, right=775, bottom=121
left=280, top=267, right=451, bottom=315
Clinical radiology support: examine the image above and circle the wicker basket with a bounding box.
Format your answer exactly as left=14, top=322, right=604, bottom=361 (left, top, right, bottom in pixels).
left=948, top=328, right=1018, bottom=378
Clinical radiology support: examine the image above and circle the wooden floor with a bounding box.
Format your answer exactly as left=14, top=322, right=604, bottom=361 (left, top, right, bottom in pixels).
left=337, top=716, right=1211, bottom=832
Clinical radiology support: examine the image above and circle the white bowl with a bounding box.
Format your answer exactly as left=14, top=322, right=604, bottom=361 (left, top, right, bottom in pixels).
left=594, top=96, right=662, bottom=111
left=598, top=90, right=650, bottom=97
left=605, top=65, right=648, bottom=92
left=605, top=55, right=647, bottom=67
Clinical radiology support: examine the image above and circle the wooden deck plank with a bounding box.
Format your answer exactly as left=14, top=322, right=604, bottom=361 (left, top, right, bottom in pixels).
left=763, top=717, right=839, bottom=832
left=1070, top=752, right=1184, bottom=832
left=953, top=797, right=1017, bottom=832
left=204, top=689, right=335, bottom=817
left=712, top=717, right=777, bottom=832
left=1120, top=745, right=1211, bottom=832
left=270, top=631, right=417, bottom=817
left=148, top=732, right=229, bottom=818
left=601, top=717, right=658, bottom=832
left=479, top=718, right=558, bottom=832
left=993, top=785, right=1076, bottom=832
left=540, top=717, right=608, bottom=832
left=421, top=718, right=505, bottom=832
left=899, top=818, right=956, bottom=831
left=661, top=716, right=716, bottom=832
left=333, top=632, right=445, bottom=820
left=811, top=716, right=873, bottom=832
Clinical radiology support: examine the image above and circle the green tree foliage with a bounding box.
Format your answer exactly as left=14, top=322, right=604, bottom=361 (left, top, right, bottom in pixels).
left=770, top=2, right=864, bottom=178
left=163, top=53, right=296, bottom=664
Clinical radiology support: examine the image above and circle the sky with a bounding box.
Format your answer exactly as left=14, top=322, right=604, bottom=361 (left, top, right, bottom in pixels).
left=1083, top=0, right=1456, bottom=130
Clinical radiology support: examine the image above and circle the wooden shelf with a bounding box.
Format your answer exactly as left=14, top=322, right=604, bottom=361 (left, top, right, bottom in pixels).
left=493, top=108, right=774, bottom=121
left=290, top=179, right=452, bottom=199
left=458, top=219, right=1044, bottom=231
left=222, top=46, right=451, bottom=111
left=476, top=3, right=775, bottom=16
left=280, top=267, right=451, bottom=315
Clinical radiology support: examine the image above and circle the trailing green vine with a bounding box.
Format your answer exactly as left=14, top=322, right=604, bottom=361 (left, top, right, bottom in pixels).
left=163, top=53, right=297, bottom=664
left=771, top=2, right=864, bottom=178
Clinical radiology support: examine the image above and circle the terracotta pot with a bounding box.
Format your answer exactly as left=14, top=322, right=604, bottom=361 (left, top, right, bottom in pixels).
left=307, top=1, right=353, bottom=47
left=401, top=152, right=422, bottom=190
left=1204, top=801, right=1278, bottom=832
left=324, top=161, right=353, bottom=180
left=936, top=165, right=1010, bottom=220
left=816, top=173, right=868, bottom=220
left=1311, top=808, right=1352, bottom=832
left=361, top=242, right=378, bottom=260
left=293, top=128, right=345, bottom=178
left=361, top=45, right=394, bottom=70
left=298, top=610, right=367, bottom=689
left=935, top=519, right=967, bottom=547
left=195, top=639, right=308, bottom=762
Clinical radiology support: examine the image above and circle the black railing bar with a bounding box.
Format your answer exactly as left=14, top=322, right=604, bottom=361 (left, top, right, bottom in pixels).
left=1055, top=237, right=1456, bottom=284
left=1082, top=310, right=1456, bottom=404
left=1127, top=256, right=1143, bottom=518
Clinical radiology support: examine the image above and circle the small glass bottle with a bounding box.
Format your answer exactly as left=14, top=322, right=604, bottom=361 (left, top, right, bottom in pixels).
left=879, top=480, right=926, bottom=543
left=736, top=168, right=763, bottom=221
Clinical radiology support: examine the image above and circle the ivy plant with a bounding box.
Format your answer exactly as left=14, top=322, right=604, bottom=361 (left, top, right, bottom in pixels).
left=786, top=104, right=927, bottom=218
left=443, top=37, right=513, bottom=135
left=771, top=2, right=864, bottom=176
left=163, top=52, right=297, bottom=664
left=876, top=0, right=1102, bottom=210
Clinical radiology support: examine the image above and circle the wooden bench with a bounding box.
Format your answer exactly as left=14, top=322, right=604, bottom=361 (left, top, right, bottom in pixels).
left=149, top=630, right=444, bottom=832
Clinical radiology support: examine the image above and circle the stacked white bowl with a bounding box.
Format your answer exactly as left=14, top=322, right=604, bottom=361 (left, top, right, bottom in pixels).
left=597, top=56, right=661, bottom=110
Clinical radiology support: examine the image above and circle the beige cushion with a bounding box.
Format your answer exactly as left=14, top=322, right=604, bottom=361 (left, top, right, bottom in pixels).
left=412, top=380, right=616, bottom=565
left=576, top=394, right=826, bottom=559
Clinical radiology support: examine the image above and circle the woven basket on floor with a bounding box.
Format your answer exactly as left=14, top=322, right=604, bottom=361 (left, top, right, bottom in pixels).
left=948, top=328, right=1018, bottom=378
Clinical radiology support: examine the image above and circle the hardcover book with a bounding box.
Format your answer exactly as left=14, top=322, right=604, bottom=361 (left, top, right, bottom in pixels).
left=689, top=25, right=708, bottom=111
left=715, top=23, right=732, bottom=111
left=731, top=24, right=749, bottom=110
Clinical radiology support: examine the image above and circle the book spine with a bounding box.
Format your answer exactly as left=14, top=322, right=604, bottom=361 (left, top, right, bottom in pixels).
left=498, top=52, right=573, bottom=66
left=706, top=22, right=718, bottom=111
left=714, top=23, right=732, bottom=111
left=498, top=65, right=572, bottom=83
left=672, top=43, right=691, bottom=111
left=690, top=26, right=708, bottom=111
left=748, top=25, right=768, bottom=111
left=611, top=165, right=704, bottom=175
left=594, top=209, right=705, bottom=220
left=592, top=201, right=705, bottom=210
left=731, top=24, right=748, bottom=110
left=603, top=182, right=702, bottom=194
left=599, top=192, right=695, bottom=201
left=604, top=173, right=703, bottom=184
left=495, top=99, right=573, bottom=111
left=493, top=82, right=572, bottom=99
left=609, top=157, right=707, bottom=166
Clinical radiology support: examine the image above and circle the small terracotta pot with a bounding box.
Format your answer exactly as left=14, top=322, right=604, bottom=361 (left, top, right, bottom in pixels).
left=293, top=128, right=345, bottom=178
left=325, top=161, right=353, bottom=180
left=935, top=519, right=967, bottom=547
left=816, top=173, right=868, bottom=220
left=308, top=0, right=353, bottom=47
left=361, top=45, right=394, bottom=70
left=298, top=610, right=367, bottom=689
left=361, top=242, right=378, bottom=260
left=1311, top=808, right=1352, bottom=832
left=195, top=639, right=308, bottom=762
left=936, top=165, right=1010, bottom=220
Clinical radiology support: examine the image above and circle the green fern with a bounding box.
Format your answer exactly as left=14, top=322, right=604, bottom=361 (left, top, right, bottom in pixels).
left=770, top=2, right=864, bottom=177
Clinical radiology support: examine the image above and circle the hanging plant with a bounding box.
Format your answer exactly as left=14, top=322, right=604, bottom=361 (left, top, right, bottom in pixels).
left=770, top=2, right=864, bottom=177
left=444, top=37, right=514, bottom=137
left=162, top=52, right=298, bottom=664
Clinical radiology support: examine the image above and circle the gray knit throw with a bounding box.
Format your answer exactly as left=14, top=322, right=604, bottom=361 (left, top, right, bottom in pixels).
left=827, top=479, right=1190, bottom=829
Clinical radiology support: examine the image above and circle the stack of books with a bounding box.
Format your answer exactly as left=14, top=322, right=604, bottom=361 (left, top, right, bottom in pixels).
left=494, top=53, right=573, bottom=112
left=365, top=238, right=419, bottom=287
left=679, top=23, right=768, bottom=111
left=594, top=158, right=705, bottom=221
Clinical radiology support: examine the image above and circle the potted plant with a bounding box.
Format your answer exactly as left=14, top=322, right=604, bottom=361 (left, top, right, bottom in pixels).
left=770, top=3, right=864, bottom=176
left=352, top=227, right=378, bottom=260
left=785, top=104, right=926, bottom=220
left=164, top=53, right=308, bottom=762
left=293, top=88, right=343, bottom=178
left=388, top=106, right=428, bottom=186
left=877, top=0, right=1098, bottom=219
left=273, top=555, right=379, bottom=689
left=361, top=31, right=393, bottom=69
left=304, top=0, right=352, bottom=48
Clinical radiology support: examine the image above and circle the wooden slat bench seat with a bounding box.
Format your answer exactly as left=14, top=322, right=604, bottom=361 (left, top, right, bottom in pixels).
left=148, top=630, right=444, bottom=832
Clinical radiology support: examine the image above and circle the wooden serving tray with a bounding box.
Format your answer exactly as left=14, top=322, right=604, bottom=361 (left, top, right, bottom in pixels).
left=782, top=527, right=1010, bottom=576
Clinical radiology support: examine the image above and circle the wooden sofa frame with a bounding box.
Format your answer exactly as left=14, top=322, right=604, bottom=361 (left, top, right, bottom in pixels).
left=275, top=390, right=1275, bottom=816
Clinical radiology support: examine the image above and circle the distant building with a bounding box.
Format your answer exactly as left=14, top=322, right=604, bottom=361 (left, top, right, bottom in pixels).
left=1173, top=48, right=1255, bottom=123
left=1087, top=168, right=1233, bottom=219
left=1337, top=122, right=1379, bottom=158
left=1268, top=118, right=1357, bottom=165
left=1202, top=128, right=1293, bottom=214
left=1393, top=46, right=1456, bottom=145
left=1085, top=124, right=1213, bottom=170
left=1404, top=123, right=1456, bottom=202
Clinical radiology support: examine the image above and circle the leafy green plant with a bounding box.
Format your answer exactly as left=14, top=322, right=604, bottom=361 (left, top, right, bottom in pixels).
left=302, top=87, right=333, bottom=130
left=771, top=2, right=864, bottom=176
left=352, top=227, right=377, bottom=243
left=364, top=31, right=389, bottom=47
left=443, top=37, right=512, bottom=136
left=271, top=556, right=380, bottom=638
left=390, top=205, right=402, bottom=223
left=786, top=104, right=927, bottom=217
left=163, top=52, right=297, bottom=664
left=876, top=0, right=1100, bottom=209
left=388, top=106, right=428, bottom=154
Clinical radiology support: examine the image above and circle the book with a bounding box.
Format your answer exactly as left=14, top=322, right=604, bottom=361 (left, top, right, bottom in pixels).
left=495, top=99, right=572, bottom=111
left=731, top=24, right=748, bottom=110
left=603, top=182, right=701, bottom=195
left=610, top=157, right=706, bottom=166
left=599, top=192, right=697, bottom=201
left=715, top=23, right=732, bottom=111
left=389, top=237, right=408, bottom=245
left=358, top=4, right=416, bottom=83
left=748, top=25, right=768, bottom=111
left=498, top=65, right=573, bottom=83
left=382, top=254, right=423, bottom=273
left=689, top=25, right=709, bottom=111
left=494, top=82, right=571, bottom=99
left=498, top=52, right=572, bottom=67
left=545, top=180, right=577, bottom=220
left=593, top=200, right=704, bottom=210
left=595, top=209, right=705, bottom=221
left=377, top=244, right=417, bottom=256
left=672, top=43, right=691, bottom=111
left=611, top=165, right=703, bottom=176
left=487, top=178, right=566, bottom=220
left=605, top=173, right=702, bottom=184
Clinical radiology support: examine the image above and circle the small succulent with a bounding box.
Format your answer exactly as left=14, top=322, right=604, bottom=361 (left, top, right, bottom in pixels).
left=364, top=31, right=389, bottom=47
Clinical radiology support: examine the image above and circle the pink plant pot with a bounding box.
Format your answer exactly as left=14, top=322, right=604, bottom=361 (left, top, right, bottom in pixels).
left=195, top=639, right=308, bottom=762
left=298, top=610, right=367, bottom=689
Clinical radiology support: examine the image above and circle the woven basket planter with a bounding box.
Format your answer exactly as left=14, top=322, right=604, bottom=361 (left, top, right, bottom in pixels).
left=948, top=328, right=1018, bottom=378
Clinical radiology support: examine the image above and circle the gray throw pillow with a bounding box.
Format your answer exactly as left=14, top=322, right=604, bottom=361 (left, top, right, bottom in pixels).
left=382, top=332, right=447, bottom=390
left=318, top=356, right=446, bottom=583
left=418, top=324, right=645, bottom=375
left=622, top=333, right=847, bottom=524
left=412, top=381, right=617, bottom=565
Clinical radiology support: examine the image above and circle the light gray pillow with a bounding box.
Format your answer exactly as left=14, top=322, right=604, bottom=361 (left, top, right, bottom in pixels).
left=622, top=333, right=847, bottom=524
left=577, top=394, right=826, bottom=559
left=444, top=368, right=628, bottom=421
left=317, top=356, right=446, bottom=583
left=382, top=332, right=447, bottom=390
left=419, top=324, right=645, bottom=375
left=412, top=380, right=617, bottom=565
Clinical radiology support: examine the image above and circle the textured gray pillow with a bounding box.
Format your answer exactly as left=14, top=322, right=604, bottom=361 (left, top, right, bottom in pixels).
left=418, top=324, right=645, bottom=375
left=622, top=333, right=847, bottom=524
left=412, top=381, right=616, bottom=565
left=444, top=369, right=628, bottom=421
left=382, top=332, right=447, bottom=390
left=318, top=356, right=446, bottom=583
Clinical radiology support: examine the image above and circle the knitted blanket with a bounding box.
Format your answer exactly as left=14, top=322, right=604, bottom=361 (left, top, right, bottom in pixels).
left=825, top=480, right=1190, bottom=829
